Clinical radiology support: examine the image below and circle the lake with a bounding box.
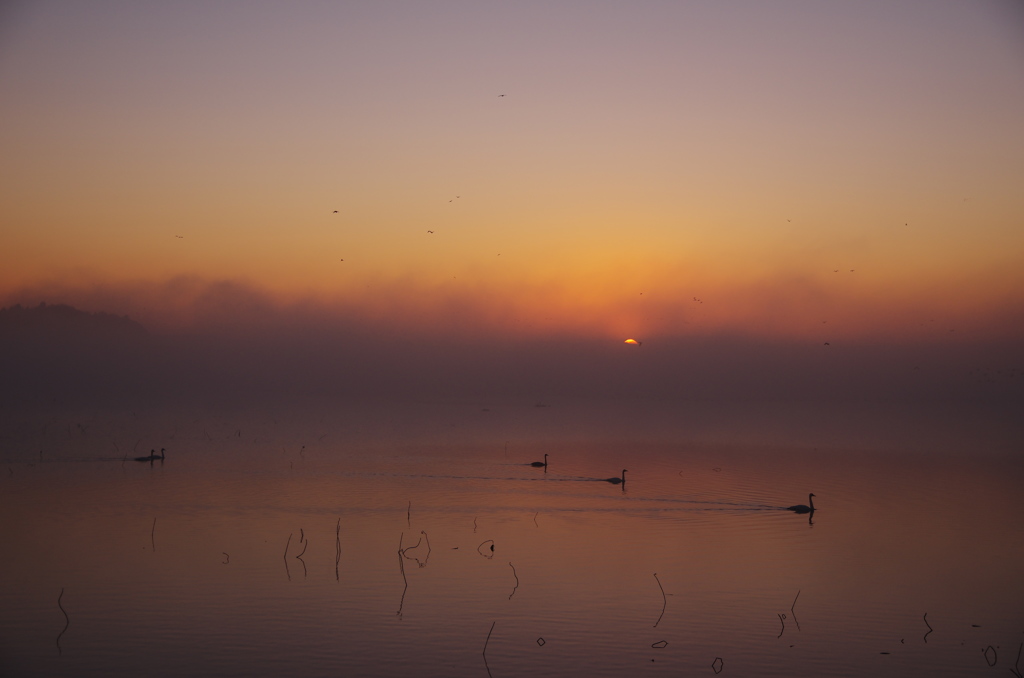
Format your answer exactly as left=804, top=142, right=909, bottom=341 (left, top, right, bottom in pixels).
left=1, top=397, right=1021, bottom=677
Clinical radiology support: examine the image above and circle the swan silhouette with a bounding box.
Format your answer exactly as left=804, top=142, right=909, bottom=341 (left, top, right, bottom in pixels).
left=604, top=469, right=628, bottom=485
left=786, top=493, right=815, bottom=513
left=133, top=448, right=165, bottom=463
left=530, top=454, right=548, bottom=468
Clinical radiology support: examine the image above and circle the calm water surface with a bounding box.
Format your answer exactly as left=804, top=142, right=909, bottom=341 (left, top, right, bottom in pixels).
left=1, top=399, right=1021, bottom=677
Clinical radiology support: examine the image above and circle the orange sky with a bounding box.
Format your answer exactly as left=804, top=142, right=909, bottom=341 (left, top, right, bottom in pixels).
left=2, top=1, right=1022, bottom=343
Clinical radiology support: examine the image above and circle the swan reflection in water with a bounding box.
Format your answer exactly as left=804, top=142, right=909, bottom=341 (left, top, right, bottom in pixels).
left=786, top=493, right=816, bottom=526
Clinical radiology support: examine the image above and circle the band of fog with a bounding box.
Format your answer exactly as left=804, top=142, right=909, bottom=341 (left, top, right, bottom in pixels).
left=1, top=298, right=1021, bottom=404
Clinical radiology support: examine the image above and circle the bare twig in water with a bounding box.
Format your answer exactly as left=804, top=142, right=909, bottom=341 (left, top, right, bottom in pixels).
left=295, top=533, right=308, bottom=578
left=56, top=588, right=69, bottom=655
left=283, top=533, right=292, bottom=581
left=400, top=531, right=432, bottom=568
left=420, top=530, right=431, bottom=566
left=508, top=562, right=519, bottom=600
left=1010, top=640, right=1023, bottom=678
left=299, top=528, right=305, bottom=543
left=984, top=645, right=997, bottom=667
left=396, top=533, right=408, bottom=617
left=335, top=518, right=341, bottom=582
left=407, top=501, right=411, bottom=528
left=477, top=540, right=495, bottom=559
left=712, top=657, right=724, bottom=674
left=923, top=613, right=933, bottom=643
left=777, top=613, right=787, bottom=638
left=401, top=535, right=423, bottom=554
left=791, top=590, right=801, bottom=631
left=653, top=573, right=667, bottom=627
left=222, top=552, right=230, bottom=564
left=484, top=623, right=496, bottom=649
left=482, top=621, right=496, bottom=678
left=473, top=515, right=478, bottom=533
left=533, top=512, right=539, bottom=527
left=651, top=640, right=668, bottom=648
left=150, top=517, right=156, bottom=553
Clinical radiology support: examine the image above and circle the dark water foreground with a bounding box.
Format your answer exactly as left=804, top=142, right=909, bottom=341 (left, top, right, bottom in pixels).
left=1, top=398, right=1021, bottom=677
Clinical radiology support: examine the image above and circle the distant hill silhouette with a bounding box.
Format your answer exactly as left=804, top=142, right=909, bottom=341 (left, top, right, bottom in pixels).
left=0, top=303, right=152, bottom=404
left=0, top=302, right=148, bottom=342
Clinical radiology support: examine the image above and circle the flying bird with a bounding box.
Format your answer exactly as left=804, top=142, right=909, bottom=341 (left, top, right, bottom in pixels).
left=333, top=210, right=338, bottom=213
left=427, top=230, right=434, bottom=234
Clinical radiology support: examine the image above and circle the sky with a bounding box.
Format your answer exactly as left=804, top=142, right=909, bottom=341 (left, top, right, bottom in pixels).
left=1, top=1, right=1023, bottom=402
